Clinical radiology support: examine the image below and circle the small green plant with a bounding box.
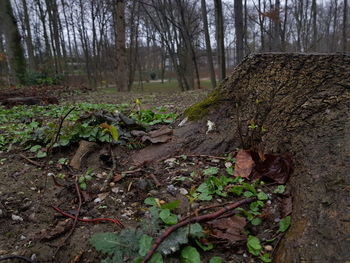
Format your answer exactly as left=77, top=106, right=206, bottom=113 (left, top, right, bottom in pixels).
left=278, top=216, right=291, bottom=232
left=78, top=168, right=94, bottom=190
left=247, top=235, right=272, bottom=262
left=196, top=175, right=235, bottom=201
left=144, top=198, right=179, bottom=225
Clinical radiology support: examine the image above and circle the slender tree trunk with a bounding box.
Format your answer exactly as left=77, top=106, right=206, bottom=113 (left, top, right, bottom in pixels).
left=35, top=0, right=51, bottom=59
left=0, top=0, right=26, bottom=84
left=21, top=0, right=35, bottom=70
left=201, top=0, right=216, bottom=88
left=311, top=0, right=318, bottom=51
left=343, top=0, right=348, bottom=52
left=115, top=0, right=128, bottom=91
left=214, top=0, right=226, bottom=80
left=234, top=0, right=244, bottom=64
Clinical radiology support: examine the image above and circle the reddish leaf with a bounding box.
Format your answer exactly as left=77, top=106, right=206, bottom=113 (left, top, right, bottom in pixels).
left=113, top=173, right=123, bottom=182
left=208, top=216, right=247, bottom=244
left=234, top=150, right=255, bottom=178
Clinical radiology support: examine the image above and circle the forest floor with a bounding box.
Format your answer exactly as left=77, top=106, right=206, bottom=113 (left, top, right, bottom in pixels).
left=0, top=83, right=291, bottom=263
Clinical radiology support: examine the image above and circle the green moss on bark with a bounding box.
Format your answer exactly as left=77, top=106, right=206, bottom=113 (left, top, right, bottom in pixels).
left=184, top=89, right=222, bottom=120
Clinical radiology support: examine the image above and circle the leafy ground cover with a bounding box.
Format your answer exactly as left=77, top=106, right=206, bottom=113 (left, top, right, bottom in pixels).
left=0, top=84, right=292, bottom=263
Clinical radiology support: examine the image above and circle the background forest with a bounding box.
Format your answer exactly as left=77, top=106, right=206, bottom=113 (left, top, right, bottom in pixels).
left=0, top=0, right=348, bottom=91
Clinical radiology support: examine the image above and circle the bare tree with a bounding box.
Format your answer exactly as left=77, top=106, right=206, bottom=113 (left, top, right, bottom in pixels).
left=214, top=0, right=226, bottom=80
left=343, top=0, right=348, bottom=52
left=0, top=0, right=26, bottom=84
left=234, top=0, right=244, bottom=64
left=201, top=0, right=216, bottom=88
left=115, top=0, right=128, bottom=91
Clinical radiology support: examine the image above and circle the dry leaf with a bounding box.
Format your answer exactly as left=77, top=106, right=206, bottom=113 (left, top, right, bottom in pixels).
left=234, top=150, right=255, bottom=178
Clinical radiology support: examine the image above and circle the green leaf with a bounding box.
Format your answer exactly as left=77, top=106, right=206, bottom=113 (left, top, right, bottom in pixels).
left=247, top=235, right=262, bottom=256
left=36, top=150, right=47, bottom=158
left=274, top=185, right=285, bottom=194
left=160, top=200, right=180, bottom=210
left=203, top=167, right=219, bottom=176
left=180, top=246, right=201, bottom=263
left=90, top=232, right=120, bottom=256
left=79, top=182, right=87, bottom=190
left=149, top=253, right=163, bottom=263
left=250, top=201, right=264, bottom=212
left=144, top=197, right=157, bottom=206
left=109, top=125, right=119, bottom=141
left=226, top=167, right=234, bottom=175
left=138, top=234, right=153, bottom=257
left=257, top=192, right=268, bottom=200
left=279, top=216, right=291, bottom=232
left=195, top=239, right=213, bottom=251
left=78, top=176, right=85, bottom=183
left=259, top=253, right=272, bottom=263
left=85, top=175, right=93, bottom=181
left=209, top=256, right=223, bottom=263
left=251, top=217, right=262, bottom=226
left=231, top=185, right=244, bottom=196
left=30, top=145, right=41, bottom=152
left=243, top=191, right=254, bottom=197
left=58, top=158, right=68, bottom=165
left=159, top=209, right=178, bottom=225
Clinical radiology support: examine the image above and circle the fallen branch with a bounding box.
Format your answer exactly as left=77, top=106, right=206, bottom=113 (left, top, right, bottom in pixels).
left=141, top=198, right=255, bottom=263
left=51, top=206, right=124, bottom=227
left=147, top=174, right=161, bottom=188
left=19, top=154, right=43, bottom=167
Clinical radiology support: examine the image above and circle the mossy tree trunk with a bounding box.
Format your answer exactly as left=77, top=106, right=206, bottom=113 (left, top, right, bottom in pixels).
left=0, top=0, right=26, bottom=84
left=183, top=53, right=350, bottom=262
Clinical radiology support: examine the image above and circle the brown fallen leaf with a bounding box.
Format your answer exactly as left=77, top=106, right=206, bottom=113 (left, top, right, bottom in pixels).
left=207, top=215, right=247, bottom=244
left=141, top=135, right=172, bottom=144
left=234, top=150, right=255, bottom=178
left=252, top=153, right=293, bottom=184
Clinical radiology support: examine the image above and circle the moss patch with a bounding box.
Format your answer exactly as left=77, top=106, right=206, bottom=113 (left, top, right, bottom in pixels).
left=184, top=89, right=222, bottom=120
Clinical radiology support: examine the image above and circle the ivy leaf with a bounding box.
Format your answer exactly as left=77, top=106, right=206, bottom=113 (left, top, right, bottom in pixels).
left=226, top=167, right=234, bottom=175
left=259, top=253, right=272, bottom=263
left=251, top=217, right=262, bottom=225
left=144, top=197, right=157, bottom=207
left=160, top=200, right=180, bottom=210
left=149, top=253, right=163, bottom=263
left=203, top=167, right=219, bottom=176
left=209, top=256, right=223, bottom=263
left=159, top=209, right=178, bottom=225
left=79, top=182, right=87, bottom=190
left=274, top=185, right=285, bottom=194
left=181, top=246, right=201, bottom=263
left=279, top=216, right=291, bottom=232
left=138, top=234, right=153, bottom=257
left=36, top=150, right=47, bottom=158
left=257, top=192, right=268, bottom=200
left=247, top=235, right=262, bottom=256
left=243, top=191, right=254, bottom=198
left=29, top=145, right=41, bottom=152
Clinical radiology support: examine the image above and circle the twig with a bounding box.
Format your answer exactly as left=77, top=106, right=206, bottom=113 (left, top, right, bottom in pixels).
left=141, top=198, right=255, bottom=263
left=54, top=179, right=82, bottom=257
left=19, top=154, right=43, bottom=167
left=51, top=206, right=124, bottom=227
left=147, top=174, right=161, bottom=188
left=0, top=255, right=35, bottom=262
left=100, top=144, right=117, bottom=191
left=47, top=107, right=76, bottom=156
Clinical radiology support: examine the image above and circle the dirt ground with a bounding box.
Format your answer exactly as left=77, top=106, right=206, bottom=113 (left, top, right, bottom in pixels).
left=0, top=84, right=290, bottom=263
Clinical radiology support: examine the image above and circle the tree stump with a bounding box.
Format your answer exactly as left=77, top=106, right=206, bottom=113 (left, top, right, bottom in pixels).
left=182, top=53, right=350, bottom=262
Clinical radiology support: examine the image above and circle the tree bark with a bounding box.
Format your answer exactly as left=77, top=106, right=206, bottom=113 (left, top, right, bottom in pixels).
left=115, top=0, right=128, bottom=92
left=181, top=53, right=350, bottom=262
left=201, top=0, right=216, bottom=88
left=0, top=0, right=26, bottom=84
